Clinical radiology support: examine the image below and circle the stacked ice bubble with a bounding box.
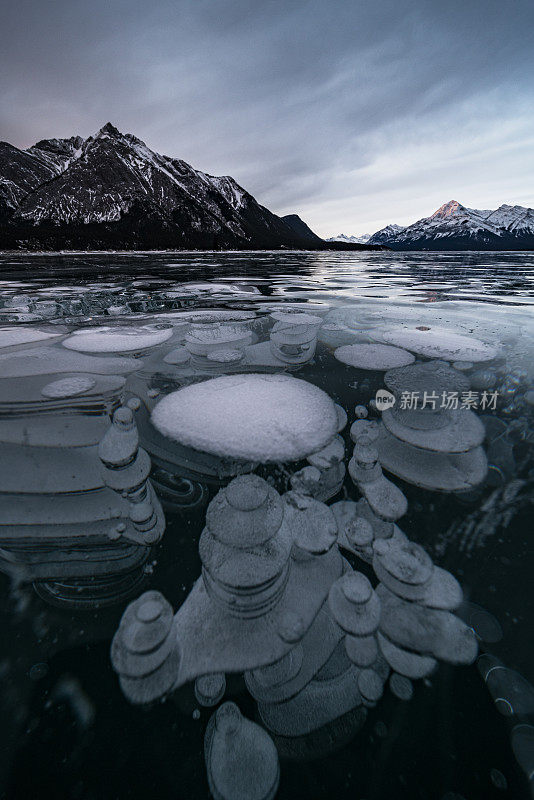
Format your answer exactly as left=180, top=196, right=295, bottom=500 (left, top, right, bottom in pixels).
left=111, top=470, right=479, bottom=799
left=0, top=339, right=164, bottom=607
left=376, top=360, right=488, bottom=492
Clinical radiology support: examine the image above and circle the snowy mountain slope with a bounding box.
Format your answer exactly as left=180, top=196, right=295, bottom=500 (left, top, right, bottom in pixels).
left=368, top=201, right=534, bottom=250
left=367, top=224, right=406, bottom=245
left=327, top=233, right=372, bottom=244
left=0, top=142, right=59, bottom=219
left=0, top=123, right=386, bottom=251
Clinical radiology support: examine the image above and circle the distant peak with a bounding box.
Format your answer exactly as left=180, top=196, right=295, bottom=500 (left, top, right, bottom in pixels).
left=96, top=122, right=122, bottom=138
left=431, top=200, right=466, bottom=218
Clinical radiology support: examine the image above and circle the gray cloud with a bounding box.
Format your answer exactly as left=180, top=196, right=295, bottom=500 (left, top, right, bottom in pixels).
left=1, top=0, right=533, bottom=235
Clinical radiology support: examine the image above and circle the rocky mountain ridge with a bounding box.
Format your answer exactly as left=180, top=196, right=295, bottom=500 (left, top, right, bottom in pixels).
left=0, top=123, right=383, bottom=252
left=366, top=201, right=534, bottom=250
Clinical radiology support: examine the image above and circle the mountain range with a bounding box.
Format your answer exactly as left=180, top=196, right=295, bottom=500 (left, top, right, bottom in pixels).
left=0, top=123, right=383, bottom=252
left=334, top=201, right=534, bottom=250
left=327, top=232, right=372, bottom=244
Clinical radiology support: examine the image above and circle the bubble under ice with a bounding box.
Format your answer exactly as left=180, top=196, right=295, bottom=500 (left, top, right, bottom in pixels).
left=150, top=374, right=339, bottom=462
left=62, top=326, right=173, bottom=353
left=334, top=344, right=415, bottom=370
left=0, top=266, right=531, bottom=798
left=374, top=325, right=500, bottom=362
left=112, top=470, right=479, bottom=794
left=205, top=702, right=280, bottom=800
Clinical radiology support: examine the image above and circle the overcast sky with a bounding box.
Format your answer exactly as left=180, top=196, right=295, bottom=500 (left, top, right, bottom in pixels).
left=2, top=0, right=533, bottom=236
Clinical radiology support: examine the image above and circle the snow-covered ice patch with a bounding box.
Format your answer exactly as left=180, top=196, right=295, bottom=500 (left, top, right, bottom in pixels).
left=41, top=376, right=97, bottom=398
left=151, top=373, right=339, bottom=462
left=334, top=343, right=415, bottom=370
left=0, top=347, right=140, bottom=377
left=375, top=326, right=499, bottom=362
left=62, top=326, right=173, bottom=353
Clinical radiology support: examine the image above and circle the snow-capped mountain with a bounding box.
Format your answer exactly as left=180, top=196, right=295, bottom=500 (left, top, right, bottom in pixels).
left=366, top=225, right=406, bottom=246
left=327, top=233, right=372, bottom=244
left=367, top=201, right=534, bottom=250
left=0, top=123, right=383, bottom=251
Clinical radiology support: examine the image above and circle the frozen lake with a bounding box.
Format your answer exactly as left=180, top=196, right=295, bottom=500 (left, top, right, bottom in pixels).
left=0, top=250, right=533, bottom=800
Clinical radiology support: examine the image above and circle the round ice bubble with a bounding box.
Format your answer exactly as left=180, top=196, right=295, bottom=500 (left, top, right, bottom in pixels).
left=377, top=326, right=499, bottom=362
left=41, top=376, right=97, bottom=398
left=62, top=326, right=173, bottom=353
left=335, top=343, right=415, bottom=370
left=151, top=374, right=339, bottom=462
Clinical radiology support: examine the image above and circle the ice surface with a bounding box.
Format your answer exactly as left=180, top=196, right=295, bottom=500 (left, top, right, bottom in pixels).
left=151, top=374, right=339, bottom=462
left=0, top=326, right=60, bottom=347
left=62, top=326, right=173, bottom=353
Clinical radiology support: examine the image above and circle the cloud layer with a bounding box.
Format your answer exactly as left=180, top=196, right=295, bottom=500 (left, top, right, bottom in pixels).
left=2, top=0, right=533, bottom=235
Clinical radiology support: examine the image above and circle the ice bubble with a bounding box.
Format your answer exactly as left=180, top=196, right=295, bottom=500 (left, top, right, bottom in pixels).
left=151, top=374, right=339, bottom=462
left=510, top=725, right=534, bottom=785
left=358, top=668, right=384, bottom=703
left=350, top=420, right=380, bottom=444
left=163, top=347, right=190, bottom=365
left=269, top=321, right=318, bottom=364
left=29, top=662, right=49, bottom=681
left=376, top=426, right=488, bottom=492
left=456, top=602, right=503, bottom=643
left=307, top=435, right=345, bottom=470
left=389, top=673, right=413, bottom=700
left=328, top=573, right=381, bottom=636
left=270, top=310, right=323, bottom=327
left=470, top=368, right=497, bottom=390
left=334, top=403, right=348, bottom=432
left=452, top=361, right=474, bottom=371
left=63, top=326, right=173, bottom=353
left=195, top=673, right=226, bottom=707
left=334, top=344, right=415, bottom=370
left=174, top=309, right=256, bottom=324
left=376, top=326, right=499, bottom=362
left=50, top=676, right=95, bottom=729
left=0, top=327, right=60, bottom=348
left=489, top=768, right=507, bottom=790
left=378, top=585, right=478, bottom=665
left=345, top=634, right=378, bottom=667
left=374, top=721, right=388, bottom=738
left=382, top=404, right=485, bottom=454
left=0, top=347, right=140, bottom=377
left=377, top=632, right=437, bottom=679
left=207, top=349, right=244, bottom=364
left=385, top=359, right=470, bottom=398
left=373, top=539, right=433, bottom=601
left=349, top=444, right=408, bottom=522
left=41, top=376, right=97, bottom=399
left=185, top=325, right=252, bottom=356
left=205, top=702, right=279, bottom=800
left=481, top=663, right=534, bottom=716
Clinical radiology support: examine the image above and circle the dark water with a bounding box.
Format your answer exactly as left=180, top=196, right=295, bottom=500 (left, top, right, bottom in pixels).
left=0, top=251, right=533, bottom=800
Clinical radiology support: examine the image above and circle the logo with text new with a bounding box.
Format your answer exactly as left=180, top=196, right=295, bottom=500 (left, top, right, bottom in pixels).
left=375, top=389, right=395, bottom=412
